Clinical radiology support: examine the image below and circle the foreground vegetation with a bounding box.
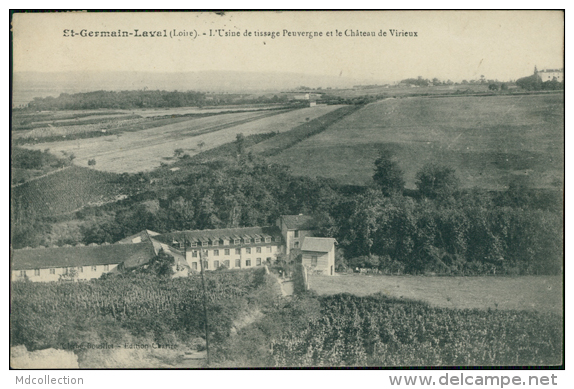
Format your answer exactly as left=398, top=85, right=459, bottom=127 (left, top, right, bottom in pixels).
left=10, top=267, right=278, bottom=352
left=213, top=292, right=563, bottom=366
left=11, top=266, right=563, bottom=367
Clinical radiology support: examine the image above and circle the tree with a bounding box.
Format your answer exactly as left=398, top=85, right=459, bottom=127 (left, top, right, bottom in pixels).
left=174, top=148, right=184, bottom=158
left=372, top=152, right=405, bottom=196
left=346, top=189, right=386, bottom=256
left=145, top=249, right=175, bottom=277
left=415, top=163, right=459, bottom=200
left=516, top=74, right=542, bottom=91
left=88, top=159, right=96, bottom=166
left=235, top=133, right=246, bottom=155
left=197, top=141, right=206, bottom=152
left=335, top=248, right=348, bottom=271
left=488, top=83, right=499, bottom=91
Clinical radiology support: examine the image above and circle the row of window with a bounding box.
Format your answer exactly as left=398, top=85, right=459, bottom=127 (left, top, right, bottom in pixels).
left=174, top=235, right=280, bottom=248
left=191, top=257, right=271, bottom=270
left=190, top=246, right=273, bottom=257
left=19, top=264, right=111, bottom=277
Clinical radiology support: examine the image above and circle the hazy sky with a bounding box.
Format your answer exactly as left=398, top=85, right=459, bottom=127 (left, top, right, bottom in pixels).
left=12, top=11, right=564, bottom=83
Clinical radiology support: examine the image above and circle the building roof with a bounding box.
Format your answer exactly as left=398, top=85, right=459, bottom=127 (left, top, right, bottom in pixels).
left=11, top=242, right=156, bottom=270
left=154, top=226, right=282, bottom=247
left=301, top=237, right=337, bottom=253
left=280, top=215, right=316, bottom=230
left=117, top=229, right=160, bottom=244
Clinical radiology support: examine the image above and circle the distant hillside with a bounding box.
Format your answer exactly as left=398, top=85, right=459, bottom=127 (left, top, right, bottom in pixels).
left=12, top=70, right=381, bottom=106
left=11, top=166, right=126, bottom=219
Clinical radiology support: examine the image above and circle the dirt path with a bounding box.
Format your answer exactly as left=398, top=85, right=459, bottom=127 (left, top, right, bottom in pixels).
left=278, top=279, right=294, bottom=296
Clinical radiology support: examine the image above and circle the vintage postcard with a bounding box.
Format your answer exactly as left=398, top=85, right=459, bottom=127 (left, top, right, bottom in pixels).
left=10, top=10, right=564, bottom=373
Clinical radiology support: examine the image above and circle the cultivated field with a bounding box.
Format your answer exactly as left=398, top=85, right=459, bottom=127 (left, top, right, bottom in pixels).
left=11, top=166, right=125, bottom=217
left=271, top=94, right=564, bottom=189
left=309, top=274, right=563, bottom=315
left=128, top=104, right=288, bottom=118
left=22, top=106, right=341, bottom=173
left=248, top=105, right=361, bottom=156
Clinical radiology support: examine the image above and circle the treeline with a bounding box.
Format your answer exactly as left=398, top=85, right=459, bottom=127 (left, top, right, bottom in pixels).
left=333, top=155, right=562, bottom=275
left=78, top=156, right=564, bottom=275
left=321, top=94, right=385, bottom=105
left=77, top=156, right=340, bottom=245
left=11, top=148, right=562, bottom=276
left=28, top=90, right=206, bottom=110
left=334, top=189, right=562, bottom=275
left=25, top=90, right=292, bottom=111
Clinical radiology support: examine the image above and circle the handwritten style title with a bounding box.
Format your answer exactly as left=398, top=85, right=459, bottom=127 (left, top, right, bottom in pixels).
left=62, top=28, right=418, bottom=39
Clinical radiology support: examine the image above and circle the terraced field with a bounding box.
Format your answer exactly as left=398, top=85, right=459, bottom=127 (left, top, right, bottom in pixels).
left=270, top=94, right=564, bottom=189
left=23, top=105, right=342, bottom=173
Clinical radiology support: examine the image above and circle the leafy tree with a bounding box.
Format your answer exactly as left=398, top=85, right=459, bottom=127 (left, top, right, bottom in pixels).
left=372, top=152, right=405, bottom=196
left=144, top=249, right=175, bottom=277
left=235, top=133, right=246, bottom=155
left=334, top=248, right=348, bottom=271
left=88, top=159, right=96, bottom=166
left=346, top=189, right=386, bottom=256
left=516, top=74, right=542, bottom=91
left=415, top=163, right=459, bottom=200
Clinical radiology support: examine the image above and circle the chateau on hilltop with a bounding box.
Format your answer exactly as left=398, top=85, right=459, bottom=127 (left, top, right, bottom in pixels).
left=11, top=215, right=336, bottom=282
left=535, top=66, right=564, bottom=82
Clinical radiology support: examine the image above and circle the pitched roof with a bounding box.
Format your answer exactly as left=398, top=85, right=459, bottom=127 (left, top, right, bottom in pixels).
left=280, top=215, right=316, bottom=230
left=154, top=226, right=282, bottom=246
left=301, top=237, right=336, bottom=253
left=11, top=242, right=156, bottom=270
left=117, top=230, right=160, bottom=244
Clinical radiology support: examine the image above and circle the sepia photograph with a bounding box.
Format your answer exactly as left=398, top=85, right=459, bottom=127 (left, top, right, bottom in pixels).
left=9, top=10, right=564, bottom=370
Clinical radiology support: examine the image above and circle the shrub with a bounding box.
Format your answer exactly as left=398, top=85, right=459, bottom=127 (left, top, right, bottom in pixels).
left=415, top=163, right=459, bottom=200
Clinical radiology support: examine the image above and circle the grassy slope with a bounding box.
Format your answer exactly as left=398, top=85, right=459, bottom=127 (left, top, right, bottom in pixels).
left=11, top=166, right=124, bottom=217
left=309, top=274, right=563, bottom=315
left=270, top=94, right=564, bottom=189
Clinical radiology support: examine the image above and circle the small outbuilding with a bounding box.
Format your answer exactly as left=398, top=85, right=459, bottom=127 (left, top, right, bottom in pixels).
left=301, top=237, right=337, bottom=276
